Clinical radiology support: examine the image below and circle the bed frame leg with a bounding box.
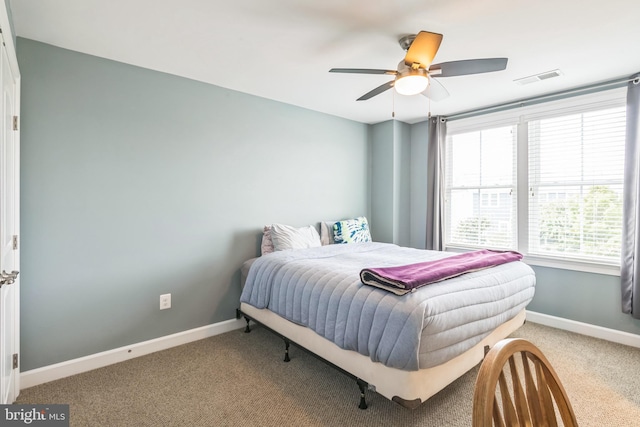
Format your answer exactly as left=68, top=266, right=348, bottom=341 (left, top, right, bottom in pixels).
left=243, top=316, right=251, bottom=333
left=283, top=338, right=291, bottom=362
left=356, top=379, right=368, bottom=410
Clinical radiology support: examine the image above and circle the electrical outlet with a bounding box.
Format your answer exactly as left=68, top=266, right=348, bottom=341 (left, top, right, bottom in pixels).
left=160, top=293, right=171, bottom=310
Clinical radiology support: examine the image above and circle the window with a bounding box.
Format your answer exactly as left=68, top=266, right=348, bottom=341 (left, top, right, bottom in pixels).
left=446, top=126, right=517, bottom=250
left=528, top=107, right=626, bottom=264
left=444, top=89, right=626, bottom=270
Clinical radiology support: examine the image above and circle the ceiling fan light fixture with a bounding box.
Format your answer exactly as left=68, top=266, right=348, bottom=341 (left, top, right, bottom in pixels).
left=394, top=71, right=429, bottom=96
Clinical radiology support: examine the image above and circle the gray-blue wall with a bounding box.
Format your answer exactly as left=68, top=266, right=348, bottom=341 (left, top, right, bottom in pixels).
left=409, top=121, right=429, bottom=250
left=393, top=121, right=412, bottom=247
left=528, top=266, right=640, bottom=334
left=370, top=121, right=394, bottom=243
left=18, top=38, right=370, bottom=371
left=370, top=120, right=412, bottom=247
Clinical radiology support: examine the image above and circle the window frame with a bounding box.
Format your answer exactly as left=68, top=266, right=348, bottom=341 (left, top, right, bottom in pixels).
left=444, top=88, right=626, bottom=276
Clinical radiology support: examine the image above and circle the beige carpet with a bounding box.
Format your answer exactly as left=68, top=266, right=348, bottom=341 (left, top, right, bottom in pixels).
left=16, top=322, right=640, bottom=426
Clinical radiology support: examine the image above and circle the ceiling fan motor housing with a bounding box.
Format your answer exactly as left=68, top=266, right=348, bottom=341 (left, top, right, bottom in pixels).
left=398, top=34, right=417, bottom=51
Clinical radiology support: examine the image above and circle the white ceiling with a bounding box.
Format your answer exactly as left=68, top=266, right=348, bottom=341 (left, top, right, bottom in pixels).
left=9, top=0, right=640, bottom=124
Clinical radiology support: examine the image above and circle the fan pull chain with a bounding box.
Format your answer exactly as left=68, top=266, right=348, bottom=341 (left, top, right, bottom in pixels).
left=427, top=82, right=432, bottom=118
left=392, top=90, right=395, bottom=118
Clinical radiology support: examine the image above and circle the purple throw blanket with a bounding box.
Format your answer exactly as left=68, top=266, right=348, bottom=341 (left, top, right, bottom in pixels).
left=360, top=249, right=523, bottom=295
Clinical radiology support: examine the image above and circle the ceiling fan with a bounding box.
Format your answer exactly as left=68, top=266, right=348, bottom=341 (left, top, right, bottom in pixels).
left=329, top=31, right=508, bottom=101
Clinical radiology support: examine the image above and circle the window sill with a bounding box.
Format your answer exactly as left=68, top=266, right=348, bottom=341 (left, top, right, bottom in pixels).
left=444, top=245, right=620, bottom=276
left=522, top=255, right=620, bottom=276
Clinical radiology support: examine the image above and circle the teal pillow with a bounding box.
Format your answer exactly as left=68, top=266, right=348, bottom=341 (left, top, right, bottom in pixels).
left=333, top=217, right=372, bottom=244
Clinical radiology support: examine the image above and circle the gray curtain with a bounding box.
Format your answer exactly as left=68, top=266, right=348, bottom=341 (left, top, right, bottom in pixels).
left=621, top=73, right=640, bottom=319
left=426, top=116, right=447, bottom=251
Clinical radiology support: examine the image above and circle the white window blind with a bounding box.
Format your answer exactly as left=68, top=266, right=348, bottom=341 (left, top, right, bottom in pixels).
left=445, top=125, right=517, bottom=250
left=528, top=107, right=626, bottom=263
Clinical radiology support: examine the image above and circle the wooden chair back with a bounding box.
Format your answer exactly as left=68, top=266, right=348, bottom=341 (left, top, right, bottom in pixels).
left=472, top=338, right=578, bottom=427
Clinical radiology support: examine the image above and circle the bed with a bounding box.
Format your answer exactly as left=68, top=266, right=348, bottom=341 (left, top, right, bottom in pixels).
left=237, top=223, right=535, bottom=409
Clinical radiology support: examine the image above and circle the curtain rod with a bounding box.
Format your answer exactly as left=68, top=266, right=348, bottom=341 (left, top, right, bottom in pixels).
left=445, top=74, right=639, bottom=122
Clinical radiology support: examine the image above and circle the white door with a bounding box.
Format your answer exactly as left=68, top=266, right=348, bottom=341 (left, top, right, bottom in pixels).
left=0, top=36, right=19, bottom=404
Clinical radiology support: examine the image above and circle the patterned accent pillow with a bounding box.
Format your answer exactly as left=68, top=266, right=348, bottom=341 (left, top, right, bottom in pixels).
left=333, top=217, right=372, bottom=244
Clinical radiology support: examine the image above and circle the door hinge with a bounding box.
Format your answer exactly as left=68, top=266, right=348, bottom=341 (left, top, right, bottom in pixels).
left=12, top=235, right=17, bottom=250
left=12, top=353, right=18, bottom=370
left=12, top=115, right=18, bottom=131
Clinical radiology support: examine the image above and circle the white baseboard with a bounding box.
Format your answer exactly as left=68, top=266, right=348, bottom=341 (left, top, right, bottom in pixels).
left=20, top=318, right=245, bottom=390
left=526, top=310, right=640, bottom=349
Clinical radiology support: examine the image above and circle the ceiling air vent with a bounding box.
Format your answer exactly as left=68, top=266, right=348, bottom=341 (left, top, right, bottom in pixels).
left=514, top=69, right=563, bottom=85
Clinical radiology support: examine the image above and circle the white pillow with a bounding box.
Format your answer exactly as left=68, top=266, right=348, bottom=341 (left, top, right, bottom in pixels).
left=270, top=223, right=322, bottom=251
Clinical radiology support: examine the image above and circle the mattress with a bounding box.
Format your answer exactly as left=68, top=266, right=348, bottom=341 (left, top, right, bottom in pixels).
left=240, top=242, right=536, bottom=371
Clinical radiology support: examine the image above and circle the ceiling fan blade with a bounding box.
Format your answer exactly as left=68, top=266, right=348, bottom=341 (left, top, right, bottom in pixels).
left=422, top=77, right=450, bottom=102
left=329, top=68, right=397, bottom=75
left=357, top=81, right=394, bottom=101
left=429, top=58, right=508, bottom=77
left=404, top=31, right=443, bottom=69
